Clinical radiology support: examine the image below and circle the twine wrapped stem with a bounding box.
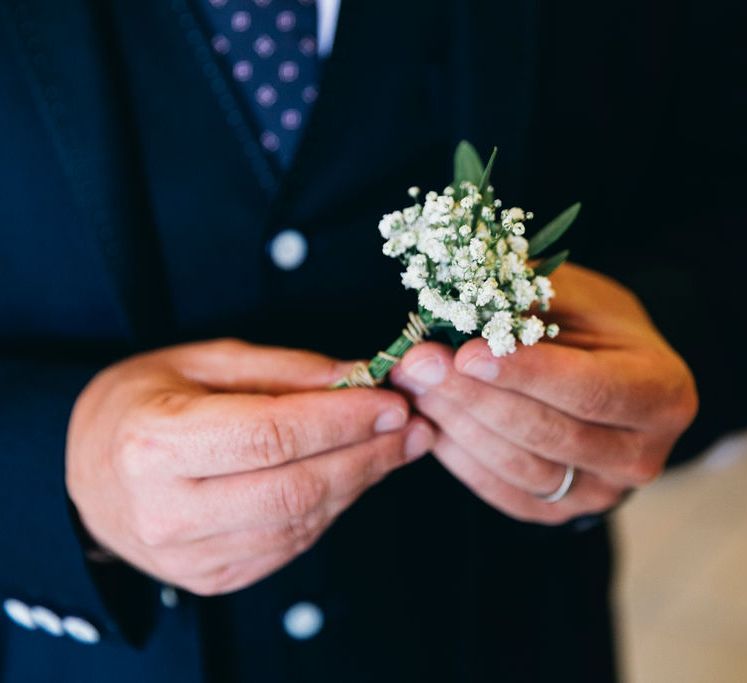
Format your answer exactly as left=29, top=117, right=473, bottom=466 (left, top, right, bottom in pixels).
left=333, top=310, right=433, bottom=388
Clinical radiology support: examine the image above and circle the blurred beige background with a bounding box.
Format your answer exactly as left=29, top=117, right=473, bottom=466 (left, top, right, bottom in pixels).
left=613, top=431, right=747, bottom=682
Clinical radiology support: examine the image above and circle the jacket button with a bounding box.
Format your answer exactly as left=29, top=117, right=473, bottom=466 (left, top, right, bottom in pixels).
left=30, top=606, right=64, bottom=636
left=269, top=229, right=308, bottom=270
left=160, top=585, right=179, bottom=608
left=282, top=601, right=324, bottom=640
left=62, top=616, right=100, bottom=644
left=3, top=599, right=35, bottom=630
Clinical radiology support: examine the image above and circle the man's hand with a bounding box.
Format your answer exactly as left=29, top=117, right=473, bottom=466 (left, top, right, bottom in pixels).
left=390, top=263, right=698, bottom=525
left=66, top=339, right=434, bottom=595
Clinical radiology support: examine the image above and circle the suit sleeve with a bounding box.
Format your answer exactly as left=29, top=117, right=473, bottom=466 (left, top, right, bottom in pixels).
left=0, top=356, right=158, bottom=646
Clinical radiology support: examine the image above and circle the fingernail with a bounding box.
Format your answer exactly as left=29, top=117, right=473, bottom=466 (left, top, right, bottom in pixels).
left=374, top=408, right=408, bottom=434
left=404, top=423, right=434, bottom=462
left=405, top=356, right=446, bottom=387
left=462, top=357, right=499, bottom=382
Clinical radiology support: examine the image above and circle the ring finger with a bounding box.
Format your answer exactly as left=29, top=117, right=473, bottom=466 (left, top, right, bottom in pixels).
left=434, top=434, right=624, bottom=525
left=414, top=390, right=567, bottom=495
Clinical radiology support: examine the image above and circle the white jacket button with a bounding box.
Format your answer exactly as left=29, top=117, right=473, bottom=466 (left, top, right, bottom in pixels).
left=160, top=585, right=179, bottom=609
left=282, top=601, right=324, bottom=640
left=62, top=616, right=100, bottom=644
left=269, top=229, right=308, bottom=270
left=3, top=599, right=35, bottom=630
left=30, top=606, right=64, bottom=636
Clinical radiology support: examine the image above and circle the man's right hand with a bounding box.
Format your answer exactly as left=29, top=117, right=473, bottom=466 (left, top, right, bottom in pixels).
left=66, top=339, right=434, bottom=596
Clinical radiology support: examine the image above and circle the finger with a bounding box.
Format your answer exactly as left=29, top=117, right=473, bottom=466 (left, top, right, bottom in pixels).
left=391, top=345, right=642, bottom=482
left=178, top=547, right=297, bottom=597
left=433, top=434, right=624, bottom=526
left=163, top=338, right=360, bottom=394
left=155, top=520, right=329, bottom=581
left=398, top=385, right=565, bottom=495
left=143, top=387, right=412, bottom=478
left=453, top=338, right=674, bottom=429
left=184, top=418, right=435, bottom=539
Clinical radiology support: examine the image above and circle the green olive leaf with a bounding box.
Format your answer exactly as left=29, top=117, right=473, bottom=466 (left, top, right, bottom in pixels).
left=533, top=249, right=570, bottom=276
left=528, top=202, right=581, bottom=257
left=478, top=147, right=498, bottom=197
left=453, top=140, right=484, bottom=188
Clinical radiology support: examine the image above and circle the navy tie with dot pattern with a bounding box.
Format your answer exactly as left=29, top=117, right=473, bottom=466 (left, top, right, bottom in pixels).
left=198, top=0, right=319, bottom=170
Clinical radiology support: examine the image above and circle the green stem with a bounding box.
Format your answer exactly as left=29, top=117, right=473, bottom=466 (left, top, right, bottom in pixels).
left=333, top=310, right=433, bottom=388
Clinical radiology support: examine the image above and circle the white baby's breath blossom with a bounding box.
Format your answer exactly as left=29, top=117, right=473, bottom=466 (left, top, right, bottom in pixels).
left=475, top=277, right=499, bottom=306
left=379, top=179, right=560, bottom=357
left=333, top=142, right=576, bottom=390
left=482, top=311, right=517, bottom=356
left=459, top=281, right=478, bottom=303
left=507, top=235, right=529, bottom=257
left=469, top=237, right=487, bottom=263
left=534, top=276, right=555, bottom=310
left=511, top=278, right=537, bottom=311
left=448, top=301, right=479, bottom=334
left=508, top=207, right=525, bottom=222
left=519, top=315, right=545, bottom=346
left=401, top=254, right=428, bottom=290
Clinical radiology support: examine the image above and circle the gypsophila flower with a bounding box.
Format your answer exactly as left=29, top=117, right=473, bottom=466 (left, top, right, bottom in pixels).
left=377, top=176, right=560, bottom=357
left=511, top=278, right=537, bottom=311
left=333, top=142, right=580, bottom=389
left=507, top=235, right=529, bottom=257
left=459, top=281, right=478, bottom=303
left=482, top=311, right=517, bottom=356
left=469, top=237, right=487, bottom=263
left=401, top=254, right=429, bottom=290
left=448, top=301, right=479, bottom=334
left=519, top=315, right=545, bottom=346
left=534, top=276, right=555, bottom=310
left=508, top=207, right=525, bottom=222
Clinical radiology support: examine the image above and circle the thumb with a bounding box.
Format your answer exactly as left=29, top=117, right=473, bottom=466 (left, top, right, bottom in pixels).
left=164, top=338, right=361, bottom=395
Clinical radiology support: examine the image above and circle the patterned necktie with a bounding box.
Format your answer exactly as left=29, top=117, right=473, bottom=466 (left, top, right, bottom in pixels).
left=198, top=0, right=319, bottom=169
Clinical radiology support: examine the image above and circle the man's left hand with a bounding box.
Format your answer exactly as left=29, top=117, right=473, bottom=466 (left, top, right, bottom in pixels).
left=390, top=263, right=698, bottom=525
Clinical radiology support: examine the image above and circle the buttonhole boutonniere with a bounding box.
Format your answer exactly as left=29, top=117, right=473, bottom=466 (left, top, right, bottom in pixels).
left=334, top=141, right=580, bottom=388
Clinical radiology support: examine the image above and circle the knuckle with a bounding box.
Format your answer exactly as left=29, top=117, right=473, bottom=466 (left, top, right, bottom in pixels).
left=674, top=378, right=699, bottom=428
left=500, top=448, right=533, bottom=481
left=576, top=373, right=613, bottom=420
left=277, top=514, right=317, bottom=550
left=278, top=510, right=326, bottom=555
left=625, top=457, right=662, bottom=487
left=113, top=431, right=168, bottom=481
left=524, top=410, right=569, bottom=453
left=501, top=448, right=556, bottom=486
left=151, top=550, right=190, bottom=581
left=134, top=514, right=174, bottom=548
left=276, top=468, right=326, bottom=520
left=132, top=505, right=191, bottom=548
left=249, top=413, right=299, bottom=468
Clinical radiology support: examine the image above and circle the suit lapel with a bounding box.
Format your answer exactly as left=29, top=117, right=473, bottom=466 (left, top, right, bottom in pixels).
left=2, top=0, right=172, bottom=346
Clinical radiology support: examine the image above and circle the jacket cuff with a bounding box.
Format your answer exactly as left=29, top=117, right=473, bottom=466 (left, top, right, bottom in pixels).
left=0, top=356, right=158, bottom=647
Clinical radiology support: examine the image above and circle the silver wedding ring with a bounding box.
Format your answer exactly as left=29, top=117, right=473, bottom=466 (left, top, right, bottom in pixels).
left=536, top=465, right=575, bottom=504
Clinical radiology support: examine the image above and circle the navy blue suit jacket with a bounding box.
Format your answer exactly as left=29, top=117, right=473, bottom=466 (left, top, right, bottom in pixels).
left=0, top=1, right=744, bottom=681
